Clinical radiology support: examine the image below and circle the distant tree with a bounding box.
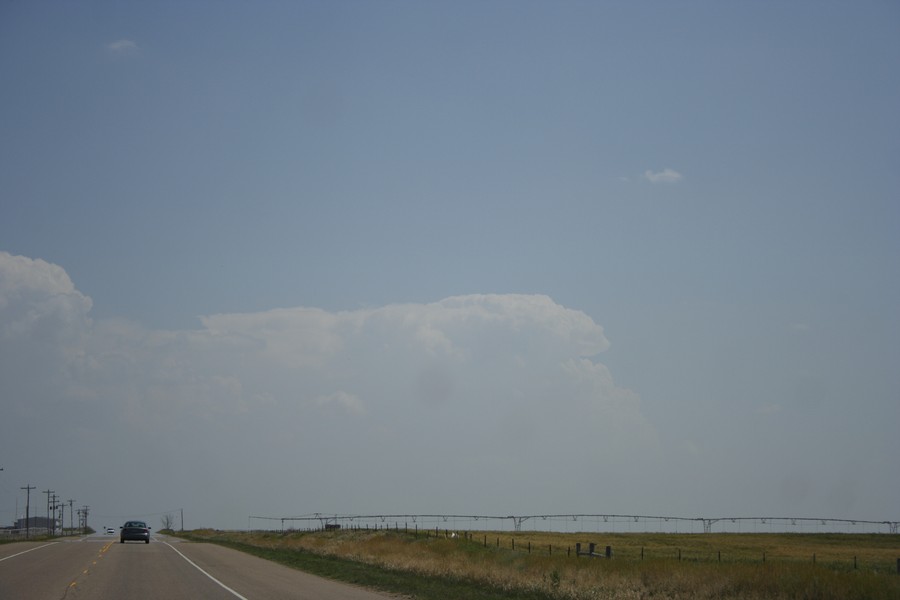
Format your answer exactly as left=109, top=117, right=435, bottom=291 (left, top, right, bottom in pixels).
left=161, top=513, right=176, bottom=531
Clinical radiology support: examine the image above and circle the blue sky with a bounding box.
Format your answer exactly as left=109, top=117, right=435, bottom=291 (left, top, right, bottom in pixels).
left=1, top=1, right=898, bottom=530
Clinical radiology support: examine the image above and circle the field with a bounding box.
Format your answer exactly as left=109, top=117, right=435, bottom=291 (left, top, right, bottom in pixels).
left=179, top=528, right=900, bottom=599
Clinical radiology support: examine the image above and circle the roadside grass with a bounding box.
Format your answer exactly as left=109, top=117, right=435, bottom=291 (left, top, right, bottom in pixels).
left=0, top=533, right=58, bottom=545
left=177, top=528, right=900, bottom=600
left=179, top=531, right=550, bottom=600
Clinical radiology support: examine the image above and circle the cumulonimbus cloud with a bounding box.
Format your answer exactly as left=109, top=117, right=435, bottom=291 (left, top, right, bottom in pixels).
left=0, top=251, right=658, bottom=520
left=0, top=252, right=641, bottom=428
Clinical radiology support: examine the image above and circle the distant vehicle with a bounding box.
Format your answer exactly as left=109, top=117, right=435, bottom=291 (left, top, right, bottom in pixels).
left=106, top=527, right=115, bottom=534
left=120, top=520, right=151, bottom=544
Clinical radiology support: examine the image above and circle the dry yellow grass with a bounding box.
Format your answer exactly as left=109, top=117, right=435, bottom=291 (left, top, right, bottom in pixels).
left=186, top=528, right=900, bottom=599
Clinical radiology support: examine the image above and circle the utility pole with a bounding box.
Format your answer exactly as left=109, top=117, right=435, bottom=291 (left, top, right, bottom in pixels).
left=20, top=485, right=34, bottom=539
left=68, top=500, right=74, bottom=536
left=52, top=494, right=62, bottom=536
left=81, top=505, right=90, bottom=534
left=43, top=490, right=54, bottom=535
left=51, top=494, right=58, bottom=535
left=50, top=494, right=57, bottom=535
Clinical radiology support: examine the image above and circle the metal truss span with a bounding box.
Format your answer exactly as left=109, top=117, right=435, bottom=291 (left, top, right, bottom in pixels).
left=248, top=513, right=900, bottom=534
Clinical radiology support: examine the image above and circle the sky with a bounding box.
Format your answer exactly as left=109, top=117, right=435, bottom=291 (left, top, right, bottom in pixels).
left=1, top=1, right=898, bottom=532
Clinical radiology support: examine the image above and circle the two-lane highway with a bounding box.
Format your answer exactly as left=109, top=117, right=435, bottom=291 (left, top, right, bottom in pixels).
left=0, top=533, right=398, bottom=599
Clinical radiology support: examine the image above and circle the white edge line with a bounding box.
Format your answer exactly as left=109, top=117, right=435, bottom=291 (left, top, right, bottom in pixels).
left=0, top=542, right=59, bottom=562
left=163, top=541, right=249, bottom=600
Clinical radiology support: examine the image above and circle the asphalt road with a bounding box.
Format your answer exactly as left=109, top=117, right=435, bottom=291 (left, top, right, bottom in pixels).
left=0, top=532, right=399, bottom=600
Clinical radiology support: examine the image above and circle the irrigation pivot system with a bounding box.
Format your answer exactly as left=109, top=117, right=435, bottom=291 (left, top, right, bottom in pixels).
left=248, top=513, right=900, bottom=535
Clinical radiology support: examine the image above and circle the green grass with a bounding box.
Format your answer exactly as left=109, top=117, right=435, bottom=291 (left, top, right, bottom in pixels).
left=176, top=529, right=900, bottom=600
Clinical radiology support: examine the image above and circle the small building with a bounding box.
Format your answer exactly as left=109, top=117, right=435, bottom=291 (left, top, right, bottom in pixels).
left=15, top=516, right=58, bottom=530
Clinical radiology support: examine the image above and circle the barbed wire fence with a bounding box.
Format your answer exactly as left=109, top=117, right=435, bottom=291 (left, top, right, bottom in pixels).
left=248, top=513, right=899, bottom=535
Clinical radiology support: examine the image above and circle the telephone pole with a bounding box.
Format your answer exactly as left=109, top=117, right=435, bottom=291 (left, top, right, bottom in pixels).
left=68, top=500, right=74, bottom=536
left=20, top=485, right=34, bottom=539
left=43, top=490, right=54, bottom=535
left=51, top=494, right=62, bottom=536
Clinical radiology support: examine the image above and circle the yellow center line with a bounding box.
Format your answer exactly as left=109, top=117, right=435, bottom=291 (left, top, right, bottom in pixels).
left=64, top=539, right=117, bottom=593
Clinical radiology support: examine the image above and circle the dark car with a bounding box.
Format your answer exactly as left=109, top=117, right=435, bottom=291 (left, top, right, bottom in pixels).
left=120, top=520, right=151, bottom=543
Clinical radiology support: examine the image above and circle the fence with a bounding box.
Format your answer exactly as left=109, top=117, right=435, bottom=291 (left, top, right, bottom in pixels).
left=244, top=518, right=900, bottom=575
left=0, top=527, right=69, bottom=539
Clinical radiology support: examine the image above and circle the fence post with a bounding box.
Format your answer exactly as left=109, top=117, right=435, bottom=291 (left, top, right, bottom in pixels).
left=576, top=543, right=581, bottom=556
left=606, top=546, right=612, bottom=559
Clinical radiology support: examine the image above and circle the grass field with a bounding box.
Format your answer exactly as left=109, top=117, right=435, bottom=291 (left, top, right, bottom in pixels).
left=179, top=528, right=900, bottom=599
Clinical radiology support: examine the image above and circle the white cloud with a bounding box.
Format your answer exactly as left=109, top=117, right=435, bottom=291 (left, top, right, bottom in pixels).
left=0, top=251, right=659, bottom=526
left=106, top=39, right=138, bottom=53
left=0, top=252, right=91, bottom=358
left=644, top=168, right=683, bottom=183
